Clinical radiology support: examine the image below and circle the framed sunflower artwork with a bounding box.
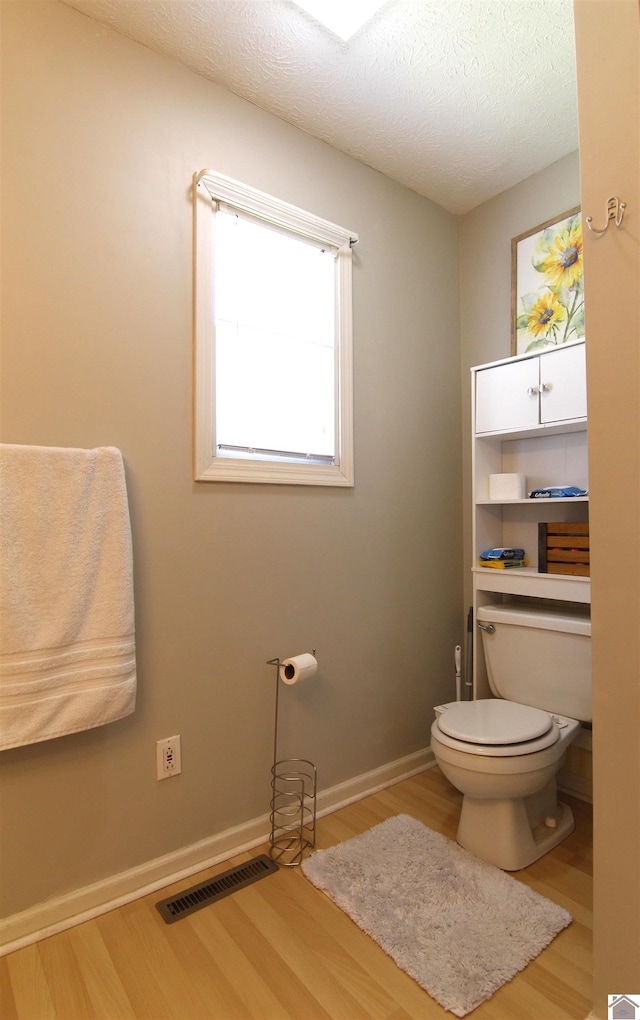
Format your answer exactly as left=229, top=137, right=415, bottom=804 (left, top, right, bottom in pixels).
left=511, top=207, right=584, bottom=356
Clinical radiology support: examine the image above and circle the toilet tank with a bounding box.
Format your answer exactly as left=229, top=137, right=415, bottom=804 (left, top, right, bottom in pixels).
left=477, top=603, right=592, bottom=722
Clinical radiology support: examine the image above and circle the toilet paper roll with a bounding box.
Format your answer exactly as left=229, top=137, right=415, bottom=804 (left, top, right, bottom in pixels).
left=279, top=652, right=318, bottom=686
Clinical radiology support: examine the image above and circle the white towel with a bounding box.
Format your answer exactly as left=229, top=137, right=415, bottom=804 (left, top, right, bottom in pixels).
left=0, top=445, right=136, bottom=750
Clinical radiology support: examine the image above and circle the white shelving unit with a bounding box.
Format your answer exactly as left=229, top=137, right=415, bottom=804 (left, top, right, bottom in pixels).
left=471, top=340, right=590, bottom=698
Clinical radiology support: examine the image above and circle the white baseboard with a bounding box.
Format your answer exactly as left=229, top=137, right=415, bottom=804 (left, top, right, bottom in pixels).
left=0, top=746, right=434, bottom=957
left=558, top=767, right=593, bottom=804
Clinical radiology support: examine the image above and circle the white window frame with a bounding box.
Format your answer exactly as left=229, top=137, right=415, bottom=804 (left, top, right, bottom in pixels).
left=193, top=169, right=357, bottom=486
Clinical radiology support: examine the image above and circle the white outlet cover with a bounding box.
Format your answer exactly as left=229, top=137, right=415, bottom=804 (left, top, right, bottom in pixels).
left=157, top=735, right=182, bottom=780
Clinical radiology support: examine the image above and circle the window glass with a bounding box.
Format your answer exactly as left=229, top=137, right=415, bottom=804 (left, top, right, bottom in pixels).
left=214, top=211, right=336, bottom=461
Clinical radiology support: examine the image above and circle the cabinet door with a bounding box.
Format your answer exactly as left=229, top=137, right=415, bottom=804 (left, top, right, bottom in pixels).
left=539, top=343, right=587, bottom=423
left=475, top=357, right=539, bottom=433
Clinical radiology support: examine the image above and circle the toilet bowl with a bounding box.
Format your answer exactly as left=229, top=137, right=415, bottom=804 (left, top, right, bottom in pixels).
left=431, top=603, right=591, bottom=871
left=431, top=701, right=580, bottom=870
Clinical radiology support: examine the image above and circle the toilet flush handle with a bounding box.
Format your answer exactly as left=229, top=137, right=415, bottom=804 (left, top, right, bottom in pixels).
left=477, top=622, right=495, bottom=635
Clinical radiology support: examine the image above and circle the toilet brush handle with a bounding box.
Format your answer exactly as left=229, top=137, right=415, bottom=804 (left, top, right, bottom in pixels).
left=454, top=645, right=462, bottom=701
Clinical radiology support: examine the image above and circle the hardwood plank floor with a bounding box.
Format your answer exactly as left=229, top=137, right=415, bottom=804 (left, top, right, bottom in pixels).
left=0, top=767, right=592, bottom=1019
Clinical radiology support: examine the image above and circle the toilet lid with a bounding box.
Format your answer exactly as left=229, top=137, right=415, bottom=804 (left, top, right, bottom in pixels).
left=437, top=700, right=553, bottom=745
left=431, top=718, right=560, bottom=757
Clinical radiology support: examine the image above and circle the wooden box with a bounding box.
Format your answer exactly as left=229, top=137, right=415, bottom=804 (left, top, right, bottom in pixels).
left=538, top=521, right=590, bottom=576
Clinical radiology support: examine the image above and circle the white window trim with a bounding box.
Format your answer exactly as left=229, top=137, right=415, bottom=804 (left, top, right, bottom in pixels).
left=193, top=170, right=356, bottom=486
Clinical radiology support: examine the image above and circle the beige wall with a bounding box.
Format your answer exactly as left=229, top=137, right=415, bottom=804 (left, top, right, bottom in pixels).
left=574, top=1, right=640, bottom=1013
left=0, top=2, right=463, bottom=918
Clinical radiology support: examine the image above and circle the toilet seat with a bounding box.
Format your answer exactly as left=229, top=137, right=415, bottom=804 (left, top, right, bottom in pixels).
left=439, top=700, right=552, bottom=744
left=434, top=700, right=560, bottom=757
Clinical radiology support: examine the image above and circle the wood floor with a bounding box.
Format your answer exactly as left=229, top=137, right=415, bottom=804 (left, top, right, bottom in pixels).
left=0, top=767, right=592, bottom=1020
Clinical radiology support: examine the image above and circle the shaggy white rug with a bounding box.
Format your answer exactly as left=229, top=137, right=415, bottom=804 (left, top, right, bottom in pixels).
left=301, top=814, right=572, bottom=1017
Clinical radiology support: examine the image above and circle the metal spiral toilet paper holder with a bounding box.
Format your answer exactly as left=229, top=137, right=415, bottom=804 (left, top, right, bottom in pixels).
left=266, top=655, right=317, bottom=867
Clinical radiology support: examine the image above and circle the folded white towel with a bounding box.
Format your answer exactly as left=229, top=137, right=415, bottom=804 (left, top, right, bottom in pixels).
left=0, top=445, right=136, bottom=750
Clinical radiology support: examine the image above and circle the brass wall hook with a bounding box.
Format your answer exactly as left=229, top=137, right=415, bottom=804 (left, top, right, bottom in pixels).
left=585, top=196, right=627, bottom=235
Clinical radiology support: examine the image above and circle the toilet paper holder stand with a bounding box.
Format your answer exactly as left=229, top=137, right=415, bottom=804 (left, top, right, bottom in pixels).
left=266, top=652, right=317, bottom=867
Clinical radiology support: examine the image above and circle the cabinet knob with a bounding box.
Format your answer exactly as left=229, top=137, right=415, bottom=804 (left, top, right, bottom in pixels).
left=527, top=386, right=539, bottom=397
left=539, top=382, right=551, bottom=393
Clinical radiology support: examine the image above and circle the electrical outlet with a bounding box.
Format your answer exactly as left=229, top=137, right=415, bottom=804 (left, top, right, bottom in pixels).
left=156, top=735, right=182, bottom=780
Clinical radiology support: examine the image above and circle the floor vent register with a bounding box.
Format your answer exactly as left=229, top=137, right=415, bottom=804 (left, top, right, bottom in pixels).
left=156, top=854, right=278, bottom=923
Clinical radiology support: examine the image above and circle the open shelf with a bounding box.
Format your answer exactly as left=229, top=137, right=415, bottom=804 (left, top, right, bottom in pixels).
left=475, top=496, right=589, bottom=506
left=473, top=565, right=591, bottom=603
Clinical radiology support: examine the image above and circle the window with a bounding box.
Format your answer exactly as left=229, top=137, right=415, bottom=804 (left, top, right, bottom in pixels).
left=193, top=170, right=357, bottom=486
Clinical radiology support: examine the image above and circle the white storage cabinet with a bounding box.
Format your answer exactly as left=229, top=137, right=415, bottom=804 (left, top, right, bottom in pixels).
left=475, top=341, right=587, bottom=434
left=471, top=340, right=590, bottom=698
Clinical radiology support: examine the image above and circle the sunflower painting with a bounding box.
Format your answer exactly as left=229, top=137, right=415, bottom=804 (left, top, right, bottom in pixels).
left=511, top=207, right=584, bottom=355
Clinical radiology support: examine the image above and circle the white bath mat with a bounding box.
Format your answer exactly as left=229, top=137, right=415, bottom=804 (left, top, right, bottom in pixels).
left=301, top=814, right=571, bottom=1016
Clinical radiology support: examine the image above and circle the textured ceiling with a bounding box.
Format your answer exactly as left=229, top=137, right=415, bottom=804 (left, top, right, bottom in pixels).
left=60, top=0, right=579, bottom=214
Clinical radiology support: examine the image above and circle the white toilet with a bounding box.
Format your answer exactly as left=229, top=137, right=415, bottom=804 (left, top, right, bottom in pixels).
left=431, top=602, right=591, bottom=871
